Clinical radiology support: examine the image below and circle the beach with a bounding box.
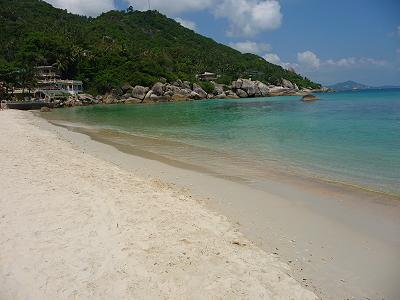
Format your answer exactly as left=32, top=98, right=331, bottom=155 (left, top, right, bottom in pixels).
left=1, top=109, right=400, bottom=300
left=0, top=110, right=316, bottom=299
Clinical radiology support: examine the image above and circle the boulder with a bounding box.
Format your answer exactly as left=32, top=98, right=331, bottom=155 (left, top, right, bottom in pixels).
left=236, top=89, right=248, bottom=98
left=122, top=93, right=131, bottom=100
left=121, top=84, right=133, bottom=94
left=40, top=106, right=51, bottom=112
left=257, top=82, right=270, bottom=97
left=226, top=91, right=240, bottom=99
left=192, top=83, right=208, bottom=99
left=143, top=90, right=153, bottom=102
left=102, top=93, right=118, bottom=104
left=214, top=93, right=229, bottom=99
left=301, top=94, right=320, bottom=101
left=150, top=94, right=171, bottom=102
left=173, top=79, right=183, bottom=87
left=281, top=79, right=295, bottom=90
left=111, top=87, right=124, bottom=97
left=232, top=79, right=243, bottom=90
left=241, top=79, right=258, bottom=96
left=182, top=81, right=192, bottom=90
left=131, top=86, right=149, bottom=100
left=190, top=91, right=201, bottom=100
left=212, top=82, right=225, bottom=95
left=151, top=82, right=165, bottom=96
left=164, top=84, right=182, bottom=94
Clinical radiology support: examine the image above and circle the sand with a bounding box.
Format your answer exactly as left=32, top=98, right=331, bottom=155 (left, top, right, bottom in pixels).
left=0, top=110, right=316, bottom=299
left=43, top=111, right=400, bottom=300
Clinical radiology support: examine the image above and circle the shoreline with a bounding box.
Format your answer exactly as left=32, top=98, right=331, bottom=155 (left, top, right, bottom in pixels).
left=38, top=111, right=400, bottom=299
left=0, top=110, right=317, bottom=299
left=1, top=110, right=399, bottom=299
left=45, top=113, right=400, bottom=200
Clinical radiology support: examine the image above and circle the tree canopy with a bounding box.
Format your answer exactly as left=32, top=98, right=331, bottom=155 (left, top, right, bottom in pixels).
left=0, top=0, right=321, bottom=95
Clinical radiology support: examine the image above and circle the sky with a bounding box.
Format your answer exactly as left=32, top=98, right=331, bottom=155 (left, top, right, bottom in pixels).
left=44, top=0, right=400, bottom=86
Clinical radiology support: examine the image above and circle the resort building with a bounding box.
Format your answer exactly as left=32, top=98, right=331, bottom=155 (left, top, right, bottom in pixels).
left=35, top=66, right=83, bottom=95
left=196, top=72, right=218, bottom=81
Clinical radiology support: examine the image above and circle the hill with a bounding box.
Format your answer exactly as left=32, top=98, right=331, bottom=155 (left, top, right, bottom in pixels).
left=328, top=81, right=400, bottom=91
left=0, top=0, right=321, bottom=95
left=328, top=81, right=370, bottom=91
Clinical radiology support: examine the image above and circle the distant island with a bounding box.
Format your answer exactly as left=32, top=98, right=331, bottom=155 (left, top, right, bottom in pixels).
left=328, top=80, right=400, bottom=91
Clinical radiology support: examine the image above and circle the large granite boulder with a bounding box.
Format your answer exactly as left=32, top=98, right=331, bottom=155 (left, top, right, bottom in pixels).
left=241, top=79, right=258, bottom=96
left=232, top=79, right=243, bottom=90
left=164, top=84, right=182, bottom=94
left=257, top=82, right=270, bottom=97
left=281, top=79, right=295, bottom=90
left=212, top=82, right=225, bottom=95
left=236, top=89, right=248, bottom=98
left=131, top=86, right=149, bottom=100
left=192, top=83, right=208, bottom=99
left=121, top=84, right=133, bottom=94
left=143, top=90, right=153, bottom=102
left=151, top=82, right=165, bottom=96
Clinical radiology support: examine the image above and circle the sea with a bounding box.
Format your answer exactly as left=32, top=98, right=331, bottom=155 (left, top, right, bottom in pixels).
left=45, top=89, right=400, bottom=195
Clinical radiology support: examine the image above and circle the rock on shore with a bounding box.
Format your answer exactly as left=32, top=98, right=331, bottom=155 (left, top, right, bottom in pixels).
left=50, top=78, right=327, bottom=108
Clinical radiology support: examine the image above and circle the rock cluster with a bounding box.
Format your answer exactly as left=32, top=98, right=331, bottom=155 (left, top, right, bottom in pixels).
left=52, top=93, right=99, bottom=108
left=99, top=77, right=314, bottom=105
left=49, top=78, right=326, bottom=108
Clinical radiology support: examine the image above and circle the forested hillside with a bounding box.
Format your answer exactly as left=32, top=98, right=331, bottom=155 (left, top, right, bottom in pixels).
left=0, top=0, right=321, bottom=94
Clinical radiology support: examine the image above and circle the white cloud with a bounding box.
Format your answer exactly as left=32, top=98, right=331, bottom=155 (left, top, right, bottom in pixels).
left=44, top=0, right=115, bottom=16
left=263, top=53, right=281, bottom=65
left=133, top=0, right=283, bottom=37
left=297, top=51, right=320, bottom=69
left=397, top=25, right=400, bottom=37
left=127, top=0, right=214, bottom=16
left=175, top=18, right=197, bottom=30
left=229, top=41, right=271, bottom=54
left=45, top=0, right=283, bottom=37
left=263, top=53, right=297, bottom=70
left=215, top=0, right=282, bottom=36
left=326, top=57, right=356, bottom=67
left=326, top=57, right=387, bottom=68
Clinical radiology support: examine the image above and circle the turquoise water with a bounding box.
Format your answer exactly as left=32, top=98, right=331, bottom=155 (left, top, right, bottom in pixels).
left=47, top=89, right=400, bottom=195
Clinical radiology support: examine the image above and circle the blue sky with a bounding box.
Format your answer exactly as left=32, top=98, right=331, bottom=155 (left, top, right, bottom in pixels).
left=45, top=0, right=400, bottom=86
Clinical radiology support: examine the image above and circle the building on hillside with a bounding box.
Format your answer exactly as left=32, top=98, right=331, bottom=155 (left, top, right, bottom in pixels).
left=35, top=66, right=83, bottom=95
left=196, top=72, right=218, bottom=81
left=34, top=88, right=70, bottom=102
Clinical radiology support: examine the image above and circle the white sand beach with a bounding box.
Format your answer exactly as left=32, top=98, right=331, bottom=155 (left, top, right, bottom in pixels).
left=0, top=110, right=316, bottom=299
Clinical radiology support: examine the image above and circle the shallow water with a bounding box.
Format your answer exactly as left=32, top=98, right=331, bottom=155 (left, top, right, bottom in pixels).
left=46, top=89, right=400, bottom=195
